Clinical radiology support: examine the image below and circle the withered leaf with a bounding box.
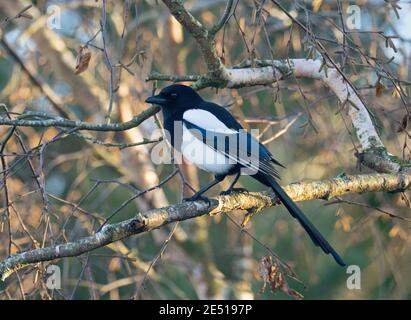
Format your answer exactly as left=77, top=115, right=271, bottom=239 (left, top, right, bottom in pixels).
left=375, top=81, right=385, bottom=97
left=75, top=46, right=92, bottom=75
left=257, top=255, right=303, bottom=300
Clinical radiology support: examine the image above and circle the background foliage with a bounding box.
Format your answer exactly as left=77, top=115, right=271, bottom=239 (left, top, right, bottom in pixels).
left=0, top=0, right=410, bottom=299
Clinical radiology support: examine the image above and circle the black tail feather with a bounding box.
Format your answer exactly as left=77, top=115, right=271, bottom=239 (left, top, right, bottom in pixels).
left=266, top=175, right=345, bottom=267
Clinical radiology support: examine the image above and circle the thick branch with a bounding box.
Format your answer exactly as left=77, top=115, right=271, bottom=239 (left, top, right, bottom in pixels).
left=1, top=172, right=409, bottom=281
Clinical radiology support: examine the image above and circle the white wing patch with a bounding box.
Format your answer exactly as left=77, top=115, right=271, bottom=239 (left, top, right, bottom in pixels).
left=181, top=109, right=236, bottom=174
left=183, top=109, right=237, bottom=134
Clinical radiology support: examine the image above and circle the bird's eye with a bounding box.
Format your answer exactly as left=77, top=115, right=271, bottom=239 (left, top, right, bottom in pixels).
left=170, top=93, right=178, bottom=99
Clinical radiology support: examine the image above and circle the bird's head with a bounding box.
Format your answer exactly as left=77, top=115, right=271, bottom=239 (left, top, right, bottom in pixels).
left=145, top=84, right=202, bottom=110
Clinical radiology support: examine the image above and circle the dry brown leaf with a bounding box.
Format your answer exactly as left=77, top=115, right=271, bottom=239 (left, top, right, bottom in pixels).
left=375, top=81, right=385, bottom=97
left=75, top=46, right=92, bottom=75
left=257, top=255, right=303, bottom=300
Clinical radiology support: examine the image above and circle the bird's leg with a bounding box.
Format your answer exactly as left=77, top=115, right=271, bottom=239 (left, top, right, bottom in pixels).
left=220, top=171, right=248, bottom=196
left=227, top=171, right=241, bottom=190
left=183, top=174, right=226, bottom=202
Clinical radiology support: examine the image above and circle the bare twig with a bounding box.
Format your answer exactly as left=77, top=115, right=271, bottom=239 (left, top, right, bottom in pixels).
left=210, top=0, right=234, bottom=35
left=0, top=5, right=32, bottom=29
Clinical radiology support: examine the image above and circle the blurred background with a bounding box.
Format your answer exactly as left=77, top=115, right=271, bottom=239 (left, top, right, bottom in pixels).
left=0, top=0, right=410, bottom=299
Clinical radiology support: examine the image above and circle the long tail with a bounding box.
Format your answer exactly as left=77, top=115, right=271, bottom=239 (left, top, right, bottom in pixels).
left=266, top=175, right=345, bottom=266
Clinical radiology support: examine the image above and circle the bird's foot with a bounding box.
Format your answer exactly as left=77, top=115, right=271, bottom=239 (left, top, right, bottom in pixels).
left=219, top=188, right=249, bottom=196
left=241, top=207, right=263, bottom=227
left=388, top=188, right=407, bottom=194
left=183, top=195, right=211, bottom=206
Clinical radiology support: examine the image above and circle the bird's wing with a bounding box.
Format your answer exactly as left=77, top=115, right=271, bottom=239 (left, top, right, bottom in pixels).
left=182, top=110, right=281, bottom=179
left=183, top=106, right=284, bottom=164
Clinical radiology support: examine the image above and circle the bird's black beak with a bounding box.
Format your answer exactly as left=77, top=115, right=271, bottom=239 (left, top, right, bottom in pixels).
left=145, top=95, right=168, bottom=105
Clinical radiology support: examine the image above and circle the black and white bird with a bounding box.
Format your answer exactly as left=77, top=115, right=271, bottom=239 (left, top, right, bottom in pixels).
left=146, top=84, right=345, bottom=266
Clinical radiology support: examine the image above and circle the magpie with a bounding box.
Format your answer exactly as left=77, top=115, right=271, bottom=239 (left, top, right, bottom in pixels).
left=146, top=84, right=345, bottom=266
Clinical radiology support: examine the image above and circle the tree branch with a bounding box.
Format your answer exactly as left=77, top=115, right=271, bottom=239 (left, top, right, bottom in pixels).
left=209, top=0, right=234, bottom=35
left=1, top=172, right=409, bottom=281
left=0, top=106, right=160, bottom=132
left=161, top=0, right=225, bottom=79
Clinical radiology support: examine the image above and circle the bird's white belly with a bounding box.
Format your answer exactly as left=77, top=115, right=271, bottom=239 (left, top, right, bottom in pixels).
left=181, top=126, right=235, bottom=174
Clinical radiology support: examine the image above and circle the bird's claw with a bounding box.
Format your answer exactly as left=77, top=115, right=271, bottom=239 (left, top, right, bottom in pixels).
left=219, top=188, right=249, bottom=196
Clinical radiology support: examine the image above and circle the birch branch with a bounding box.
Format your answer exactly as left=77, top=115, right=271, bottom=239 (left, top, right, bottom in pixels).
left=1, top=172, right=409, bottom=281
